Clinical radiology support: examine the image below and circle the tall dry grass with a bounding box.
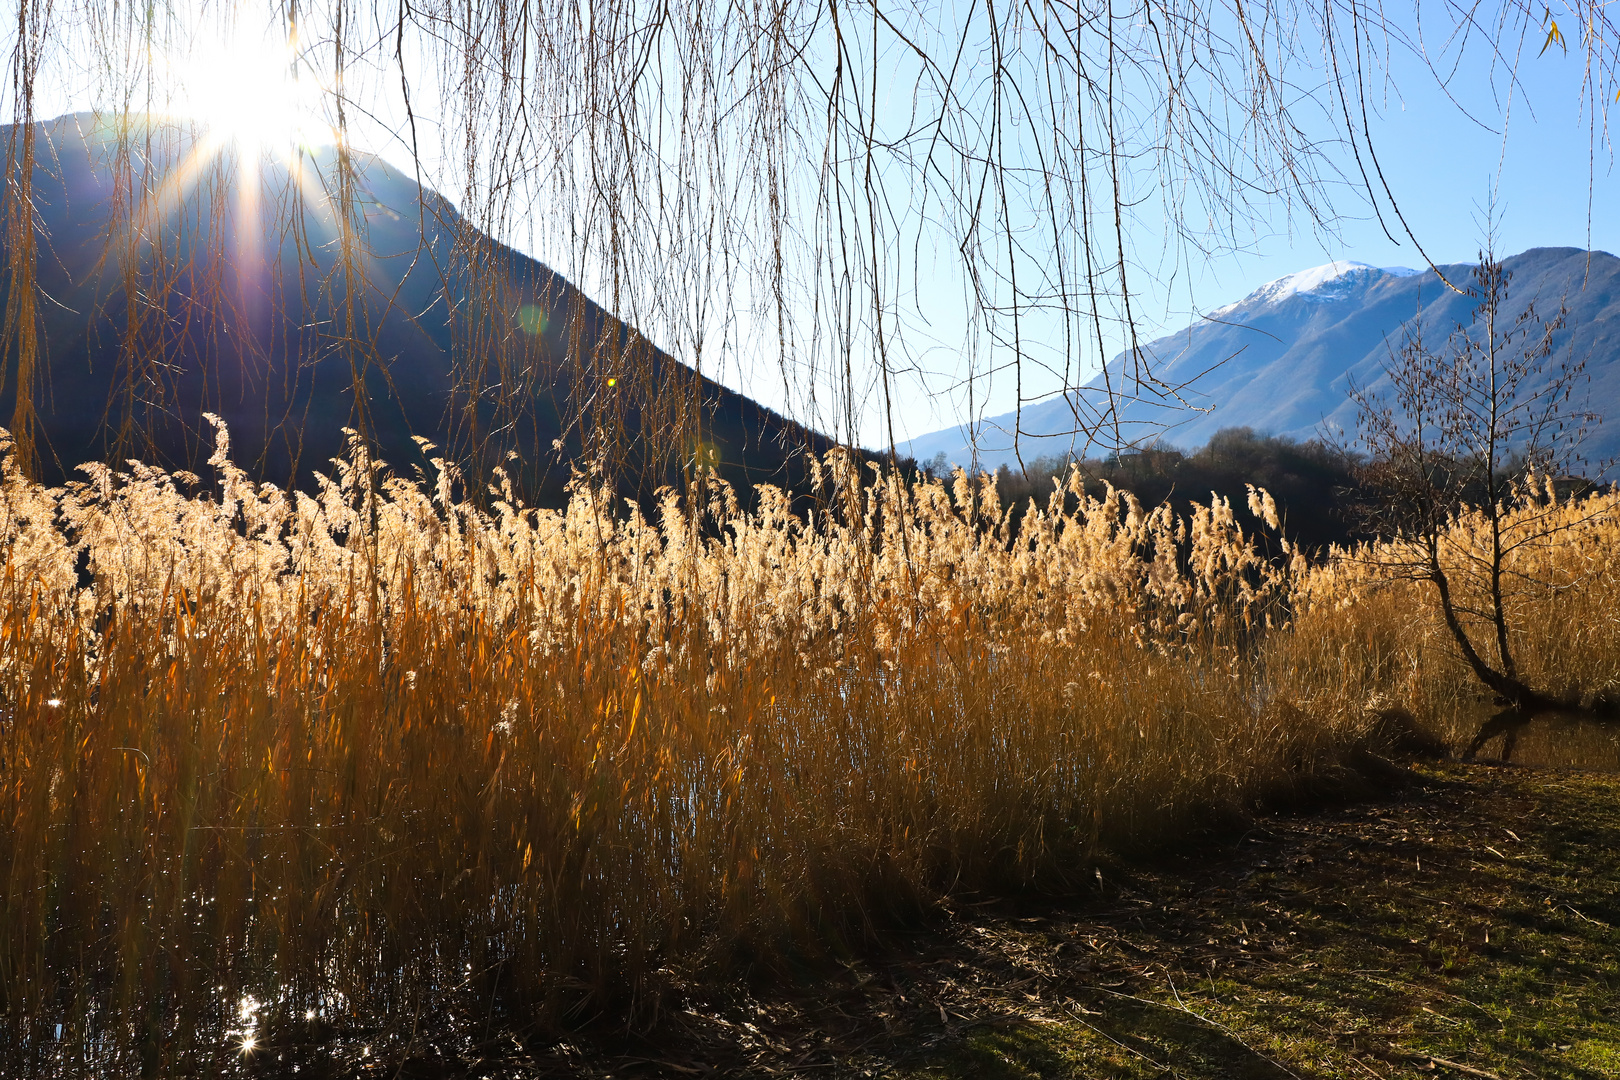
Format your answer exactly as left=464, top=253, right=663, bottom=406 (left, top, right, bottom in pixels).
left=2, top=422, right=1616, bottom=1073
left=1283, top=477, right=1620, bottom=760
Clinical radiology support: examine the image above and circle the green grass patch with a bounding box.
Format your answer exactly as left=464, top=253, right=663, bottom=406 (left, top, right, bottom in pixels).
left=893, top=763, right=1620, bottom=1080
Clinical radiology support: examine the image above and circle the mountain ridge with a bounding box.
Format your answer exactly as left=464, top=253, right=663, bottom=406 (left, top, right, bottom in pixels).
left=0, top=112, right=838, bottom=500
left=904, top=247, right=1620, bottom=471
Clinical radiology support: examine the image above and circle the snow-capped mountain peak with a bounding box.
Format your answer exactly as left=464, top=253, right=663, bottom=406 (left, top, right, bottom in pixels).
left=1211, top=260, right=1419, bottom=316
left=899, top=248, right=1619, bottom=475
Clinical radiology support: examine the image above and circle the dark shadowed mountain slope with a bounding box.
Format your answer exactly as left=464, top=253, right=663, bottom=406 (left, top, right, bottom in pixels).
left=905, top=249, right=1620, bottom=472
left=0, top=113, right=837, bottom=501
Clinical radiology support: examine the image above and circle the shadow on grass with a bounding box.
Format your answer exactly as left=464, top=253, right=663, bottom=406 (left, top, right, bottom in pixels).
left=896, top=763, right=1620, bottom=1080
left=933, top=1010, right=1300, bottom=1080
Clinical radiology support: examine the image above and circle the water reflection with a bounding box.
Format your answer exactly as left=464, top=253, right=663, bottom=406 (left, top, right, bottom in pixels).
left=1452, top=706, right=1620, bottom=771
left=225, top=992, right=262, bottom=1055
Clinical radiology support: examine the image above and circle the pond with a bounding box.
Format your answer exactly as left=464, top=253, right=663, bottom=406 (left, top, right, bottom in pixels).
left=1450, top=706, right=1620, bottom=772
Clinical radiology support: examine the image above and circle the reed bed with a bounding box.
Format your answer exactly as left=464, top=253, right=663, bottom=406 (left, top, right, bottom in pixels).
left=1283, top=479, right=1620, bottom=760
left=2, top=421, right=1616, bottom=1074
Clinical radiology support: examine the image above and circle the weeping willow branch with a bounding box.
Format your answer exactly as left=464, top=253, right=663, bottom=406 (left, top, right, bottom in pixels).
left=0, top=0, right=1614, bottom=484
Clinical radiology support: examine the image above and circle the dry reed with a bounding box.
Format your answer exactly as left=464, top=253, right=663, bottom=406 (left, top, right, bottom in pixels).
left=1282, top=476, right=1620, bottom=752
left=2, top=422, right=1616, bottom=1073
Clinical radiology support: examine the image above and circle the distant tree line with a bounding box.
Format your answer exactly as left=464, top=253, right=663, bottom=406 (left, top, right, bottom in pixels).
left=906, top=428, right=1360, bottom=553
left=904, top=424, right=1606, bottom=557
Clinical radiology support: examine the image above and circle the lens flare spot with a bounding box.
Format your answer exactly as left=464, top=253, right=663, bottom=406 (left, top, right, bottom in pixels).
left=517, top=305, right=547, bottom=335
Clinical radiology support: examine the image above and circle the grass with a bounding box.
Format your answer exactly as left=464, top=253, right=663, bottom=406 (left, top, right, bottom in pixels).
left=257, top=759, right=1616, bottom=1076
left=891, top=762, right=1620, bottom=1080
left=2, top=424, right=1619, bottom=1075
left=558, top=761, right=1613, bottom=1078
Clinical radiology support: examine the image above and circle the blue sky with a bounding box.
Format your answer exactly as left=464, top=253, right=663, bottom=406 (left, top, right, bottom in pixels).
left=19, top=3, right=1619, bottom=450
left=884, top=18, right=1620, bottom=447
left=1181, top=32, right=1616, bottom=312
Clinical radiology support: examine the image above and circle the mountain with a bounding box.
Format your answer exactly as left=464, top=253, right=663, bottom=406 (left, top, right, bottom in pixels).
left=0, top=113, right=836, bottom=500
left=904, top=249, right=1620, bottom=471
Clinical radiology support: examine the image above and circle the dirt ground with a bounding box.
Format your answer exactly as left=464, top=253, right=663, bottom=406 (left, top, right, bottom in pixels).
left=374, top=760, right=1620, bottom=1079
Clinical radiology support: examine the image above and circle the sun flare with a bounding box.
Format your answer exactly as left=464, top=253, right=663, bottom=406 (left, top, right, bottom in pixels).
left=169, top=23, right=323, bottom=153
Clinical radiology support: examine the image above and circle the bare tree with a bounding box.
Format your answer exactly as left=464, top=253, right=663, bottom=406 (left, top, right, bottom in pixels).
left=1348, top=242, right=1613, bottom=761
left=2, top=1, right=1618, bottom=491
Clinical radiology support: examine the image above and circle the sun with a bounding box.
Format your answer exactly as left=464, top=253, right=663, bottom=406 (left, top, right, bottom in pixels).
left=169, top=22, right=323, bottom=154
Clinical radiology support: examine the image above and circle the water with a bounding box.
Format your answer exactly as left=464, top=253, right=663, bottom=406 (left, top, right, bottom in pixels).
left=1453, top=707, right=1620, bottom=771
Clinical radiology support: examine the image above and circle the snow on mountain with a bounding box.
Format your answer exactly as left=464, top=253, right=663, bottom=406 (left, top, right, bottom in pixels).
left=1210, top=261, right=1420, bottom=316
left=901, top=248, right=1620, bottom=472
